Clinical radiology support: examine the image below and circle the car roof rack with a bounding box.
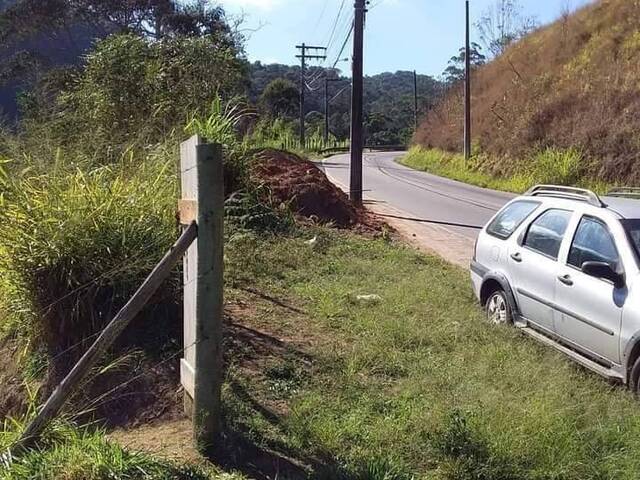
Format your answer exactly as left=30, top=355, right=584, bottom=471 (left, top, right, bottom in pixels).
left=525, top=185, right=605, bottom=207
left=606, top=187, right=640, bottom=199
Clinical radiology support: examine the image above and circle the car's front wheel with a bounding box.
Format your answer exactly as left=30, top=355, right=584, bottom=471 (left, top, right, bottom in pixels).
left=629, top=356, right=640, bottom=394
left=486, top=289, right=512, bottom=325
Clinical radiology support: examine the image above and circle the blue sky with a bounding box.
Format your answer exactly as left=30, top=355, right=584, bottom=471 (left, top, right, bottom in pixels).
left=221, top=0, right=593, bottom=77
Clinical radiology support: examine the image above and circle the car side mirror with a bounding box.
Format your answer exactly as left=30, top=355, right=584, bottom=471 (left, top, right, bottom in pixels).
left=582, top=261, right=625, bottom=288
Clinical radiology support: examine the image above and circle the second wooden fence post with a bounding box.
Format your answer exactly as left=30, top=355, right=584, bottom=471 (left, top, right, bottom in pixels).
left=179, top=135, right=224, bottom=453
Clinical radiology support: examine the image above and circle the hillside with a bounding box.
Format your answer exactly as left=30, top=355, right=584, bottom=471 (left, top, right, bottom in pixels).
left=250, top=62, right=441, bottom=144
left=415, top=0, right=640, bottom=183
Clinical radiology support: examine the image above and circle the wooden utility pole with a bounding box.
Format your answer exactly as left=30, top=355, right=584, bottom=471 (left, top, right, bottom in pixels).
left=350, top=0, right=366, bottom=206
left=296, top=44, right=327, bottom=148
left=413, top=70, right=419, bottom=132
left=179, top=135, right=224, bottom=453
left=464, top=0, right=472, bottom=162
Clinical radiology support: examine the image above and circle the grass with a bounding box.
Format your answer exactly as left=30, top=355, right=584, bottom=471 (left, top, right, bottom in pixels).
left=400, top=146, right=612, bottom=194
left=223, top=226, right=640, bottom=480
left=0, top=417, right=241, bottom=479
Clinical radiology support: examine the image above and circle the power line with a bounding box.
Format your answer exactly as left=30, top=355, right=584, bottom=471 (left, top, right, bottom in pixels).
left=332, top=19, right=354, bottom=69
left=311, top=0, right=330, bottom=38
left=324, top=0, right=348, bottom=50
left=328, top=11, right=353, bottom=58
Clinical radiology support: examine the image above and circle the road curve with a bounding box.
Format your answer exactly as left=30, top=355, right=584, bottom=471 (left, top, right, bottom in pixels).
left=321, top=151, right=515, bottom=241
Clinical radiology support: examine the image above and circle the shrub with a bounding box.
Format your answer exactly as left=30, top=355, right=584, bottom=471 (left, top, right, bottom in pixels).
left=0, top=147, right=180, bottom=366
left=27, top=33, right=247, bottom=148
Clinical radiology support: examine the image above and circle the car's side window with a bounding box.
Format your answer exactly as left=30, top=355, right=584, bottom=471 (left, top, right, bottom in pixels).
left=523, top=209, right=572, bottom=260
left=486, top=200, right=540, bottom=239
left=568, top=216, right=619, bottom=270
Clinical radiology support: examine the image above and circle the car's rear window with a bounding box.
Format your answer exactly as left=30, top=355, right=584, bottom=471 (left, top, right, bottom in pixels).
left=486, top=200, right=540, bottom=239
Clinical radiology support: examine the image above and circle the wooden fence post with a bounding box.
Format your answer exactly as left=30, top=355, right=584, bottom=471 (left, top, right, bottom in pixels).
left=179, top=135, right=224, bottom=452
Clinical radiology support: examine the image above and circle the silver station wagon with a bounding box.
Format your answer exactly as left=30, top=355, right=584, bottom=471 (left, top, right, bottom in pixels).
left=471, top=185, right=640, bottom=391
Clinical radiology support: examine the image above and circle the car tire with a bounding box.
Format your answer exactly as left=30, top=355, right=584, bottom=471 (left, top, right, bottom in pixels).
left=629, top=357, right=640, bottom=394
left=485, top=289, right=512, bottom=325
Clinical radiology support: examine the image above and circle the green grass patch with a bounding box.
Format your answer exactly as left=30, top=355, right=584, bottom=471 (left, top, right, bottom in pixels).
left=224, top=227, right=640, bottom=479
left=0, top=418, right=239, bottom=479
left=400, top=146, right=611, bottom=194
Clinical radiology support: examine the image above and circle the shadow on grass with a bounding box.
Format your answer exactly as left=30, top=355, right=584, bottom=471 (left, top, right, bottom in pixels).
left=213, top=309, right=411, bottom=480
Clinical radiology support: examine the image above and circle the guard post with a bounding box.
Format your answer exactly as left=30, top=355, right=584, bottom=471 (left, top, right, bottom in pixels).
left=179, top=135, right=224, bottom=453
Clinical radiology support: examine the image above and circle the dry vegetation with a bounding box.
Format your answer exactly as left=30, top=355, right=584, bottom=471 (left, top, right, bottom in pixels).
left=416, top=0, right=640, bottom=183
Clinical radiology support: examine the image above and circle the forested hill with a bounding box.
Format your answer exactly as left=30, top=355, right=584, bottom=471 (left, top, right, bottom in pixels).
left=250, top=62, right=442, bottom=145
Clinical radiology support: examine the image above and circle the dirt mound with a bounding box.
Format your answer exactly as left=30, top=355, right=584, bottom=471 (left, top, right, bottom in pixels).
left=251, top=149, right=384, bottom=231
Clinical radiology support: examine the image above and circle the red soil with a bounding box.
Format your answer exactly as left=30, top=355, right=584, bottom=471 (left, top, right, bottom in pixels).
left=251, top=149, right=385, bottom=232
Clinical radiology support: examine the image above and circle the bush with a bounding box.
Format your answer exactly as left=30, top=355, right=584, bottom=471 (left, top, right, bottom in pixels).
left=23, top=33, right=247, bottom=149
left=0, top=147, right=180, bottom=365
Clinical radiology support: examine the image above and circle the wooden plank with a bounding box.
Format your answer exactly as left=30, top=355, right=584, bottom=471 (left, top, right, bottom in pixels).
left=178, top=200, right=198, bottom=226
left=180, top=136, right=201, bottom=400
left=13, top=223, right=198, bottom=453
left=180, top=359, right=195, bottom=398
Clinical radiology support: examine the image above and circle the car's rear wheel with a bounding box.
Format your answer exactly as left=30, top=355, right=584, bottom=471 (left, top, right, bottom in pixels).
left=486, top=289, right=512, bottom=325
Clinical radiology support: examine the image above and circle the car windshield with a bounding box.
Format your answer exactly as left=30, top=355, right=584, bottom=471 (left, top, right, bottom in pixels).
left=621, top=219, right=640, bottom=261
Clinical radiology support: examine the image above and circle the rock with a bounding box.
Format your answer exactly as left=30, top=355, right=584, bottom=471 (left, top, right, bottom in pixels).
left=356, top=294, right=382, bottom=304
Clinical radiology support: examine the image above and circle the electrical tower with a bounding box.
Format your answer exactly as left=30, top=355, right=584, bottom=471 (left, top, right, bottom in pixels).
left=296, top=43, right=327, bottom=148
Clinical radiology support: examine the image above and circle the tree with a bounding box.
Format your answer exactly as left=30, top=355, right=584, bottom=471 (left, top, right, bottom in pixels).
left=259, top=78, right=299, bottom=120
left=0, top=0, right=242, bottom=88
left=443, top=42, right=486, bottom=83
left=475, top=0, right=538, bottom=57
left=0, top=0, right=241, bottom=44
left=24, top=33, right=247, bottom=143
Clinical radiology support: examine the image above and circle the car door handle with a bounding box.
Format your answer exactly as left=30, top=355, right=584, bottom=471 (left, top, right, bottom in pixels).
left=558, top=274, right=574, bottom=286
left=510, top=252, right=522, bottom=262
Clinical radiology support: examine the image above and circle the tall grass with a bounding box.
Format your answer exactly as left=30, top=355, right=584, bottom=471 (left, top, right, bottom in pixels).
left=247, top=118, right=349, bottom=154
left=0, top=145, right=179, bottom=360
left=400, top=146, right=608, bottom=193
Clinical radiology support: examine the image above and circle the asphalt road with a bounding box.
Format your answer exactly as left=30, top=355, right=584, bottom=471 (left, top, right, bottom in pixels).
left=322, top=151, right=515, bottom=240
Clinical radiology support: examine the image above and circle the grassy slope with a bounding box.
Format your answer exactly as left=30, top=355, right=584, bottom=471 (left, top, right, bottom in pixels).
left=224, top=227, right=640, bottom=480
left=415, top=0, right=640, bottom=184
left=400, top=145, right=611, bottom=194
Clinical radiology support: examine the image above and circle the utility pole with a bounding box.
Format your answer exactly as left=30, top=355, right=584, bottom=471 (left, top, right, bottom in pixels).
left=296, top=44, right=327, bottom=148
left=464, top=0, right=472, bottom=162
left=413, top=70, right=418, bottom=132
left=350, top=0, right=366, bottom=206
